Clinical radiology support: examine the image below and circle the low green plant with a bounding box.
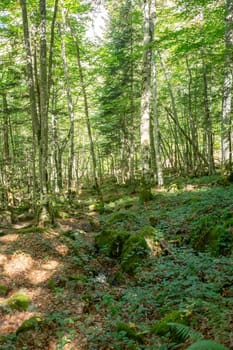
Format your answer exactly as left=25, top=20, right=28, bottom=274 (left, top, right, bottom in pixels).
left=186, top=340, right=228, bottom=350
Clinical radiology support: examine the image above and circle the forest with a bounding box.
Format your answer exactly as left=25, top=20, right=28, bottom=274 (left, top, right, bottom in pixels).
left=0, top=0, right=233, bottom=349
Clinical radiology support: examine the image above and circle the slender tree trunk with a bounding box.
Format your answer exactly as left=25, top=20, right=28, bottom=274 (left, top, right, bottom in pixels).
left=140, top=0, right=155, bottom=180
left=60, top=5, right=75, bottom=200
left=151, top=52, right=163, bottom=186
left=222, top=0, right=233, bottom=172
left=129, top=0, right=135, bottom=180
left=202, top=56, right=214, bottom=174
left=2, top=93, right=14, bottom=207
left=20, top=0, right=40, bottom=208
left=47, top=0, right=59, bottom=104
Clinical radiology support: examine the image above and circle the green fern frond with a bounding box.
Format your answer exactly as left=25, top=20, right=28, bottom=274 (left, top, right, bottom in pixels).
left=167, top=322, right=203, bottom=342
left=186, top=340, right=228, bottom=350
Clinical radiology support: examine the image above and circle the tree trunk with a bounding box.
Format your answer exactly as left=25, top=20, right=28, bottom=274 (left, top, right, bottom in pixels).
left=38, top=0, right=50, bottom=224
left=151, top=51, right=163, bottom=186
left=140, top=0, right=155, bottom=180
left=60, top=4, right=75, bottom=201
left=222, top=0, right=233, bottom=172
left=20, top=0, right=40, bottom=208
left=202, top=56, right=214, bottom=174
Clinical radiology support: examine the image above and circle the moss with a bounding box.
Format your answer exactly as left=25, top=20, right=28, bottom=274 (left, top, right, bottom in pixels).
left=139, top=188, right=153, bottom=202
left=107, top=211, right=136, bottom=225
left=0, top=284, right=8, bottom=296
left=116, top=322, right=143, bottom=343
left=138, top=225, right=155, bottom=237
left=7, top=292, right=30, bottom=311
left=16, top=316, right=42, bottom=334
left=120, top=233, right=149, bottom=273
left=95, top=229, right=130, bottom=257
left=17, top=227, right=44, bottom=234
left=152, top=310, right=186, bottom=336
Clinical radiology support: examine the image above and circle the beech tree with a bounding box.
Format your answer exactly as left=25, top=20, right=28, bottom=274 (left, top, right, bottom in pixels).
left=222, top=0, right=233, bottom=172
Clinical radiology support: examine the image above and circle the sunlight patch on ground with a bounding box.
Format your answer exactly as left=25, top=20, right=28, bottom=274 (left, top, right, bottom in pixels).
left=54, top=244, right=69, bottom=256
left=0, top=253, right=7, bottom=265
left=0, top=234, right=19, bottom=243
left=4, top=253, right=34, bottom=277
left=28, top=269, right=54, bottom=285
left=41, top=260, right=59, bottom=270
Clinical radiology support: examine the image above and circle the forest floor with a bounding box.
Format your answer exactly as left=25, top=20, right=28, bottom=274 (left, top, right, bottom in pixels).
left=1, top=175, right=233, bottom=350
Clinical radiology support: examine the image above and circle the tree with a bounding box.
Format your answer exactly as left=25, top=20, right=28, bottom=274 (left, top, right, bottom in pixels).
left=140, top=0, right=156, bottom=179
left=221, top=0, right=233, bottom=173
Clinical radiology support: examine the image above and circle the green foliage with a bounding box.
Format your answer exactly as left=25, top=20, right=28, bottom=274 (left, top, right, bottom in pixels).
left=152, top=311, right=187, bottom=336
left=167, top=322, right=203, bottom=342
left=116, top=322, right=143, bottom=343
left=186, top=340, right=228, bottom=350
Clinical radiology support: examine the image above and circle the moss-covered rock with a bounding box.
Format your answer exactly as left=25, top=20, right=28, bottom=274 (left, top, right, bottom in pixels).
left=120, top=226, right=156, bottom=273
left=120, top=233, right=149, bottom=273
left=116, top=322, right=143, bottom=343
left=107, top=211, right=137, bottom=225
left=139, top=188, right=153, bottom=202
left=16, top=316, right=42, bottom=334
left=0, top=284, right=8, bottom=296
left=152, top=310, right=187, bottom=336
left=7, top=292, right=30, bottom=311
left=95, top=229, right=130, bottom=257
left=191, top=215, right=233, bottom=256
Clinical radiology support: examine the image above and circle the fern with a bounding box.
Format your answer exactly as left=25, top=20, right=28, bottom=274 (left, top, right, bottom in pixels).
left=167, top=322, right=203, bottom=342
left=186, top=339, right=228, bottom=350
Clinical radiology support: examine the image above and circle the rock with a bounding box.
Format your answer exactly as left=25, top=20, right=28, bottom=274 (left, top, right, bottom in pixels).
left=139, top=188, right=153, bottom=202
left=7, top=292, right=30, bottom=311
left=120, top=233, right=149, bottom=273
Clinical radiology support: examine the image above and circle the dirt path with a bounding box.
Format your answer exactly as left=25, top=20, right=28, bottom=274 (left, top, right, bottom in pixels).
left=0, top=219, right=105, bottom=350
